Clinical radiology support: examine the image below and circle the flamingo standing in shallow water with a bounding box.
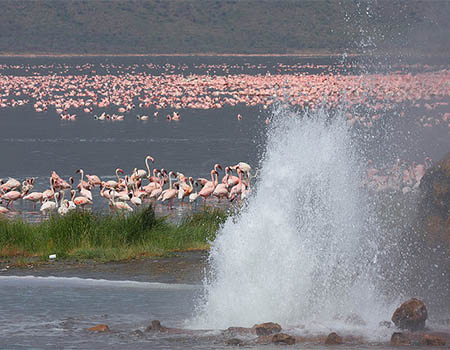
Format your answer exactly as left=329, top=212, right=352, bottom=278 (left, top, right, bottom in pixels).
left=23, top=191, right=44, bottom=209
left=158, top=171, right=178, bottom=209
left=199, top=170, right=219, bottom=203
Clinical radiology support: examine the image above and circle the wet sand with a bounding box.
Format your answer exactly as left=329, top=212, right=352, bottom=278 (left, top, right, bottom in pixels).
left=0, top=250, right=208, bottom=284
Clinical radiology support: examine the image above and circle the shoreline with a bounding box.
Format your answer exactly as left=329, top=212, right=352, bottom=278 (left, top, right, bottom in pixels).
left=0, top=52, right=355, bottom=58
left=0, top=250, right=208, bottom=284
left=0, top=51, right=447, bottom=59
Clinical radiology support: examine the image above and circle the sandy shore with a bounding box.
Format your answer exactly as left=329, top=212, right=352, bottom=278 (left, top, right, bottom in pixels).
left=0, top=251, right=208, bottom=284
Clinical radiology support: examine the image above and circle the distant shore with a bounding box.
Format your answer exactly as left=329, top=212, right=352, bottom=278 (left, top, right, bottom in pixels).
left=0, top=51, right=446, bottom=59
left=0, top=51, right=357, bottom=58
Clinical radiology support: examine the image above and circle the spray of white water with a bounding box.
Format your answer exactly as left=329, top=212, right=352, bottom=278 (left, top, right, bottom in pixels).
left=190, top=105, right=394, bottom=336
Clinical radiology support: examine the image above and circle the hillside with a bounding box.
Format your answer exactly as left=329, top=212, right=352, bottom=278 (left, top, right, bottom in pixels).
left=0, top=0, right=449, bottom=55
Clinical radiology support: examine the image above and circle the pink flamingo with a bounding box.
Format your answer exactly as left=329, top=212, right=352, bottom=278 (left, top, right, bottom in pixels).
left=23, top=191, right=44, bottom=209
left=199, top=170, right=219, bottom=203
left=158, top=171, right=178, bottom=209
left=1, top=189, right=25, bottom=209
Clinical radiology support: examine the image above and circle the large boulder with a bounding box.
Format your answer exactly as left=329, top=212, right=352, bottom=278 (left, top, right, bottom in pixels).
left=392, top=298, right=428, bottom=331
left=422, top=334, right=446, bottom=346
left=272, top=333, right=295, bottom=345
left=325, top=332, right=344, bottom=345
left=252, top=322, right=281, bottom=336
left=419, top=153, right=450, bottom=244
left=145, top=320, right=165, bottom=332
left=391, top=332, right=411, bottom=346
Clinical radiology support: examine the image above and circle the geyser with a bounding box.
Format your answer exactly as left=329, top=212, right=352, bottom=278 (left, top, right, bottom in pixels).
left=191, top=105, right=391, bottom=332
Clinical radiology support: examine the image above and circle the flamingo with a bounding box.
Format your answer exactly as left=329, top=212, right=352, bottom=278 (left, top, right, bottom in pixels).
left=134, top=155, right=154, bottom=180
left=223, top=166, right=240, bottom=187
left=199, top=170, right=219, bottom=203
left=158, top=171, right=178, bottom=209
left=73, top=188, right=93, bottom=208
left=40, top=191, right=59, bottom=214
left=23, top=191, right=44, bottom=209
left=42, top=178, right=55, bottom=201
left=231, top=162, right=252, bottom=179
left=189, top=179, right=200, bottom=203
left=177, top=175, right=192, bottom=202
left=229, top=168, right=245, bottom=201
left=130, top=190, right=142, bottom=206
left=1, top=177, right=21, bottom=191
left=149, top=175, right=165, bottom=199
left=104, top=168, right=124, bottom=189
left=1, top=189, right=25, bottom=209
left=213, top=181, right=229, bottom=202
left=76, top=169, right=93, bottom=200
left=0, top=206, right=9, bottom=214
left=109, top=191, right=133, bottom=212
left=58, top=191, right=76, bottom=215
left=86, top=174, right=102, bottom=187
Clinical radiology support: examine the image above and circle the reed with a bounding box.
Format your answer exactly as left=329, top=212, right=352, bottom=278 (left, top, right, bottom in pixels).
left=0, top=206, right=227, bottom=263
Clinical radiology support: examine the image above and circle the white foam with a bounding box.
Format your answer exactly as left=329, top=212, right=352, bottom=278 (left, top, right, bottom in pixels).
left=190, top=105, right=393, bottom=339
left=0, top=275, right=200, bottom=290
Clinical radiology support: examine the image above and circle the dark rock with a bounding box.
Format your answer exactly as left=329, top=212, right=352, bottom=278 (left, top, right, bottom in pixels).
left=422, top=334, right=446, bottom=346
left=272, top=333, right=296, bottom=345
left=253, top=322, right=281, bottom=335
left=225, top=338, right=243, bottom=346
left=419, top=153, right=450, bottom=245
left=325, top=332, right=343, bottom=345
left=134, top=329, right=144, bottom=337
left=392, top=298, right=428, bottom=331
left=225, top=326, right=254, bottom=335
left=87, top=324, right=110, bottom=332
left=391, top=332, right=411, bottom=346
left=146, top=320, right=164, bottom=332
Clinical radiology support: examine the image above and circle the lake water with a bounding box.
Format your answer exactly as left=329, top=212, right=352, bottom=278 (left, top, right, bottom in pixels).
left=1, top=55, right=449, bottom=220
left=0, top=56, right=449, bottom=348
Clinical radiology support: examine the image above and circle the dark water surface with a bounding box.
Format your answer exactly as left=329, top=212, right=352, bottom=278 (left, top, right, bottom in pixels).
left=0, top=56, right=449, bottom=349
left=1, top=55, right=449, bottom=220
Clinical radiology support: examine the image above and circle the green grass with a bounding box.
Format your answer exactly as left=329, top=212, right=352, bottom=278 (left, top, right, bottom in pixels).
left=0, top=206, right=228, bottom=264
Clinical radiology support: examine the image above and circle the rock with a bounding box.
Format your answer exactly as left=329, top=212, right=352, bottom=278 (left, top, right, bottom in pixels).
left=325, top=332, right=343, bottom=345
left=272, top=333, right=296, bottom=345
left=133, top=329, right=144, bottom=337
left=419, top=153, right=450, bottom=245
left=145, top=320, right=164, bottom=332
left=225, top=326, right=254, bottom=335
left=391, top=332, right=411, bottom=346
left=253, top=322, right=281, bottom=336
left=392, top=298, right=428, bottom=331
left=422, top=334, right=446, bottom=346
left=225, top=338, right=243, bottom=346
left=87, top=324, right=110, bottom=332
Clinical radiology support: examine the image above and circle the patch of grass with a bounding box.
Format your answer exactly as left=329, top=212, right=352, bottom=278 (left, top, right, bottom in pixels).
left=0, top=205, right=228, bottom=264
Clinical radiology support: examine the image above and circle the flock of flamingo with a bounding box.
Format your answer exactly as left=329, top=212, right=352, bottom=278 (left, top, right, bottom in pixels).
left=0, top=62, right=449, bottom=129
left=0, top=157, right=255, bottom=215
left=0, top=61, right=447, bottom=217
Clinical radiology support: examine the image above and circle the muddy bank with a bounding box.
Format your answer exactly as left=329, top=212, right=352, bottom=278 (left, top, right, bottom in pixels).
left=0, top=251, right=208, bottom=284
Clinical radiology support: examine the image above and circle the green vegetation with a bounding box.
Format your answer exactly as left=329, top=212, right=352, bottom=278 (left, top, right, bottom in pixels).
left=0, top=206, right=228, bottom=264
left=0, top=0, right=448, bottom=55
